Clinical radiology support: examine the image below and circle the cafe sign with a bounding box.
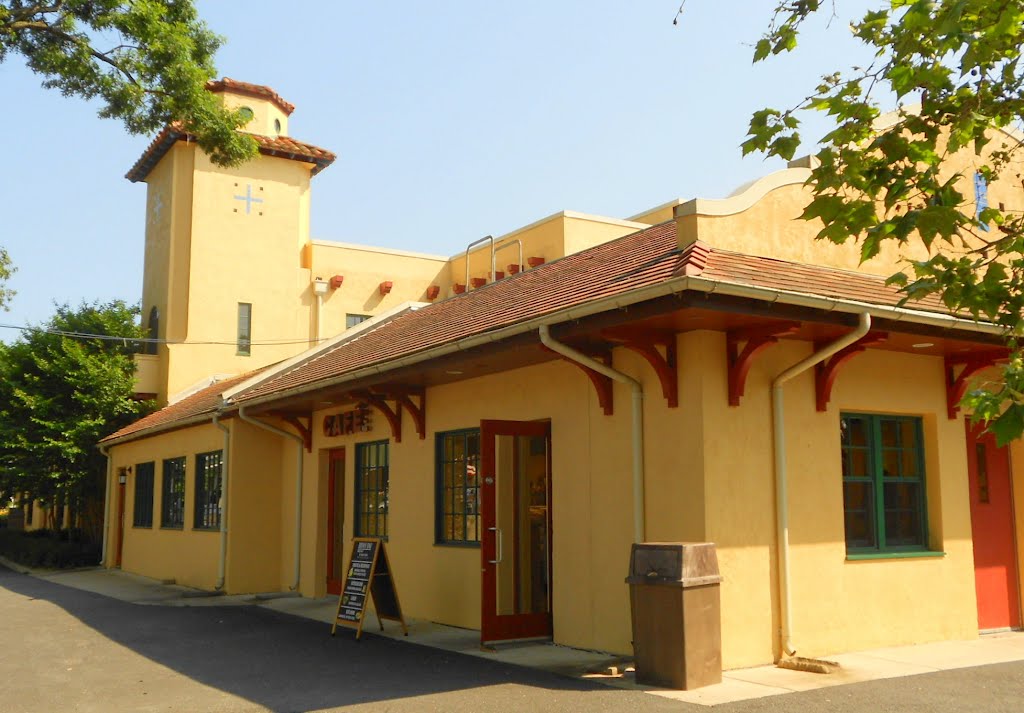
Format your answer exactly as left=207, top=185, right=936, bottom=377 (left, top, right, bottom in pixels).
left=323, top=405, right=372, bottom=437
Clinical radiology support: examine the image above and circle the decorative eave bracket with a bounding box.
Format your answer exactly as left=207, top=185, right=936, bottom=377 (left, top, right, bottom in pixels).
left=545, top=346, right=614, bottom=415
left=814, top=331, right=889, bottom=412
left=602, top=327, right=679, bottom=407
left=394, top=389, right=427, bottom=440
left=352, top=390, right=402, bottom=442
left=726, top=321, right=800, bottom=406
left=945, top=351, right=1008, bottom=419
left=275, top=412, right=313, bottom=452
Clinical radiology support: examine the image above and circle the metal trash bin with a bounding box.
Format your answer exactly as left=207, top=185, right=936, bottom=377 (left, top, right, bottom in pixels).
left=625, top=542, right=723, bottom=690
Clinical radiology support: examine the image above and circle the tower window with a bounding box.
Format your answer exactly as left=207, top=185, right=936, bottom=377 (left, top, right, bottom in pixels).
left=237, top=303, right=252, bottom=356
left=145, top=306, right=159, bottom=355
left=238, top=106, right=254, bottom=122
left=274, top=118, right=282, bottom=135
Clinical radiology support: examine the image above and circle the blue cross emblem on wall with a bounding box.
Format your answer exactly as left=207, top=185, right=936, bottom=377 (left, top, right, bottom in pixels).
left=234, top=184, right=264, bottom=215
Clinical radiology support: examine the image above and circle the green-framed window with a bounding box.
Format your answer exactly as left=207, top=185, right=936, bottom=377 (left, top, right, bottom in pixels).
left=355, top=440, right=389, bottom=538
left=435, top=429, right=481, bottom=545
left=161, top=457, right=186, bottom=529
left=133, top=462, right=155, bottom=528
left=194, top=451, right=223, bottom=530
left=840, top=413, right=928, bottom=553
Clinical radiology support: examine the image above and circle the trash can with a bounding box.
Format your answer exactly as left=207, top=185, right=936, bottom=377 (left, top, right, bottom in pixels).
left=626, top=542, right=722, bottom=690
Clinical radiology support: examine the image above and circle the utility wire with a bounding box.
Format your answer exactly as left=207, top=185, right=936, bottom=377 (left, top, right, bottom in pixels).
left=0, top=322, right=335, bottom=346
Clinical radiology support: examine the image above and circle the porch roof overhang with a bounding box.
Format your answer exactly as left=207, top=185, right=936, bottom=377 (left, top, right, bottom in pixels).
left=232, top=273, right=1005, bottom=417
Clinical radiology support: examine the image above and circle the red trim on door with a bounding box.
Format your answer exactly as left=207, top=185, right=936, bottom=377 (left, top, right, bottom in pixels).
left=480, top=419, right=553, bottom=644
left=326, top=448, right=346, bottom=595
left=966, top=422, right=1021, bottom=630
left=115, top=481, right=125, bottom=568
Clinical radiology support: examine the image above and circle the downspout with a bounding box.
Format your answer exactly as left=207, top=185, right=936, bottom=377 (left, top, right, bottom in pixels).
left=772, top=312, right=871, bottom=658
left=239, top=405, right=304, bottom=591
left=98, top=444, right=112, bottom=567
left=538, top=324, right=646, bottom=543
left=212, top=413, right=231, bottom=591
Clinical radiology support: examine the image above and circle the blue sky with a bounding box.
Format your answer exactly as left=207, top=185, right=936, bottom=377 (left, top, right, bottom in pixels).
left=0, top=1, right=877, bottom=337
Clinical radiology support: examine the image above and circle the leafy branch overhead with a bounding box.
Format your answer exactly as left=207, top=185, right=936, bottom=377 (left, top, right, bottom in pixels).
left=742, top=0, right=1024, bottom=443
left=0, top=0, right=256, bottom=166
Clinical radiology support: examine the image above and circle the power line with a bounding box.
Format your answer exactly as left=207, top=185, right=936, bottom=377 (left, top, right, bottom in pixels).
left=0, top=323, right=335, bottom=347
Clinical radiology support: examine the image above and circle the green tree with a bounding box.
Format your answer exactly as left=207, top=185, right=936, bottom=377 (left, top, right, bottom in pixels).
left=737, top=1, right=1024, bottom=443
left=0, top=246, right=13, bottom=310
left=0, top=301, right=154, bottom=536
left=0, top=1, right=256, bottom=167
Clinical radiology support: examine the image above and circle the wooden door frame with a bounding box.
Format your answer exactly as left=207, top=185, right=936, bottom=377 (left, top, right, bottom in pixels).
left=480, top=419, right=553, bottom=644
left=326, top=448, right=346, bottom=595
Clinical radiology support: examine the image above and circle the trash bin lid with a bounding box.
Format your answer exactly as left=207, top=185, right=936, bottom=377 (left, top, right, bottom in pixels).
left=625, top=542, right=722, bottom=587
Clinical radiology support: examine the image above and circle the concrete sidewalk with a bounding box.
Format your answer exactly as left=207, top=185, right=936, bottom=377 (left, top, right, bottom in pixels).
left=14, top=561, right=1024, bottom=707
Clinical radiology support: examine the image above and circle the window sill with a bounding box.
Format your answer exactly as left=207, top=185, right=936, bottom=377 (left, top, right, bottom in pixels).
left=159, top=526, right=184, bottom=531
left=132, top=525, right=153, bottom=530
left=846, top=550, right=946, bottom=561
left=434, top=541, right=481, bottom=549
left=192, top=527, right=220, bottom=532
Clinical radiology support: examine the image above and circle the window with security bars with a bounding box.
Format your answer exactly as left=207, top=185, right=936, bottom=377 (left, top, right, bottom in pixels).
left=194, top=451, right=223, bottom=530
left=841, top=413, right=927, bottom=553
left=161, top=457, right=186, bottom=529
left=133, top=462, right=155, bottom=528
left=435, top=429, right=481, bottom=545
left=237, top=303, right=252, bottom=356
left=355, top=440, right=389, bottom=538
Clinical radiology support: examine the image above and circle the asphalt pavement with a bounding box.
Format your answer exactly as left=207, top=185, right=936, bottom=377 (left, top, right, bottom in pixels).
left=2, top=562, right=1023, bottom=712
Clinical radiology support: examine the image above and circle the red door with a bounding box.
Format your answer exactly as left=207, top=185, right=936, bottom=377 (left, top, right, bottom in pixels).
left=481, top=420, right=553, bottom=644
left=115, top=477, right=126, bottom=568
left=326, top=449, right=346, bottom=595
left=966, top=422, right=1021, bottom=630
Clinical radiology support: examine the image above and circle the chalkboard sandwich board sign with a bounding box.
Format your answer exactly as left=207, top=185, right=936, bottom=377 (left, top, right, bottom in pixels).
left=331, top=537, right=408, bottom=640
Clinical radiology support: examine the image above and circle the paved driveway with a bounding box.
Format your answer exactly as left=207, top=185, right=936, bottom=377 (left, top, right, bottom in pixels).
left=2, top=564, right=1023, bottom=712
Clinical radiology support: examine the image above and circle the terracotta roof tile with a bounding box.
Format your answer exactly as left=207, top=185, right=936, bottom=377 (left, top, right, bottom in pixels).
left=101, top=370, right=265, bottom=444
left=236, top=226, right=970, bottom=404
left=206, top=78, right=295, bottom=115
left=125, top=126, right=335, bottom=182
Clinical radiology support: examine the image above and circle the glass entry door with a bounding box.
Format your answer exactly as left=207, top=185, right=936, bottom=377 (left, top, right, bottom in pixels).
left=480, top=420, right=552, bottom=644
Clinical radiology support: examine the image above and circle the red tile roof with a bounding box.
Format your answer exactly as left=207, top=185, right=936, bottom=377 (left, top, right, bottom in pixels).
left=206, top=78, right=295, bottom=115
left=101, top=371, right=265, bottom=444
left=233, top=223, right=960, bottom=404
left=125, top=125, right=336, bottom=182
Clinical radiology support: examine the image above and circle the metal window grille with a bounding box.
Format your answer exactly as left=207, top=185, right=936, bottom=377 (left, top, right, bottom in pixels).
left=237, top=303, right=252, bottom=356
left=161, top=457, right=186, bottom=528
left=354, top=440, right=389, bottom=538
left=133, top=462, right=155, bottom=528
left=435, top=429, right=481, bottom=544
left=194, top=451, right=223, bottom=530
left=840, top=413, right=927, bottom=553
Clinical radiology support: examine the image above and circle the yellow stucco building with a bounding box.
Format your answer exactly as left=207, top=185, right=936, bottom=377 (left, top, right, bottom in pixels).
left=99, top=79, right=1024, bottom=670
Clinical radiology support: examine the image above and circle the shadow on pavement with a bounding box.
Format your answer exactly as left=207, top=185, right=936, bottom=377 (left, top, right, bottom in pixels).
left=0, top=565, right=618, bottom=712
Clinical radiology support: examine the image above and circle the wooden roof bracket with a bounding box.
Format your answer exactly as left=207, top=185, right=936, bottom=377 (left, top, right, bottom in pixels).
left=352, top=390, right=402, bottom=442
left=726, top=321, right=801, bottom=406
left=814, top=331, right=889, bottom=412
left=396, top=390, right=426, bottom=440
left=544, top=345, right=614, bottom=415
left=272, top=412, right=313, bottom=452
left=602, top=328, right=678, bottom=407
left=945, top=350, right=1008, bottom=419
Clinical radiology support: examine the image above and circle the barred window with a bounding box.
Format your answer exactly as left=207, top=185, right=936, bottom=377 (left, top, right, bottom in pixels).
left=161, top=457, right=186, bottom=529
left=194, top=451, right=223, bottom=530
left=435, top=429, right=481, bottom=545
left=133, top=462, right=155, bottom=528
left=355, top=440, right=389, bottom=538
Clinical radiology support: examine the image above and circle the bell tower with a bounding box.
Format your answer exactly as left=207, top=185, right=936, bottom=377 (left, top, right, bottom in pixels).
left=127, top=78, right=336, bottom=403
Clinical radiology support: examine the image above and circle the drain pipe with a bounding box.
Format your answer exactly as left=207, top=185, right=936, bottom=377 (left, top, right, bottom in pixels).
left=772, top=312, right=871, bottom=657
left=98, top=444, right=112, bottom=567
left=212, top=413, right=231, bottom=591
left=539, top=324, right=646, bottom=542
left=239, top=405, right=304, bottom=591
